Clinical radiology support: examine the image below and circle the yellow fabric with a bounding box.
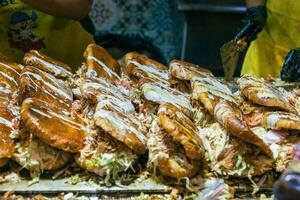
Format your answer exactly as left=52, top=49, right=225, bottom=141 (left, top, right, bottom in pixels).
left=0, top=0, right=94, bottom=70
left=241, top=0, right=300, bottom=77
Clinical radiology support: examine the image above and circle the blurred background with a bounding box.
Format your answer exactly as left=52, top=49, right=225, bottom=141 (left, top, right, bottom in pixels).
left=88, top=0, right=246, bottom=76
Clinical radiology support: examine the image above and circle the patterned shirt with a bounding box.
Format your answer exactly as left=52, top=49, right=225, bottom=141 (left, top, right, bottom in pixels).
left=89, top=0, right=184, bottom=64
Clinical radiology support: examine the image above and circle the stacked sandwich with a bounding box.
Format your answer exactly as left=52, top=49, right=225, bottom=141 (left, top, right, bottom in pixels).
left=0, top=44, right=298, bottom=195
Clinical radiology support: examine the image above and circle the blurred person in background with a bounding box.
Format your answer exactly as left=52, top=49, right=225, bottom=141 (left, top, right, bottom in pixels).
left=236, top=0, right=300, bottom=82
left=0, top=0, right=94, bottom=69
left=88, top=0, right=185, bottom=65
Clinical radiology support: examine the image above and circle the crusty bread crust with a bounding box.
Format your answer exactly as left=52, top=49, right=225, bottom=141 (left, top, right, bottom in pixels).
left=84, top=44, right=121, bottom=83
left=158, top=103, right=204, bottom=160
left=241, top=87, right=297, bottom=114
left=125, top=52, right=169, bottom=83
left=238, top=74, right=297, bottom=114
left=24, top=50, right=72, bottom=78
left=262, top=112, right=300, bottom=130
left=21, top=98, right=85, bottom=153
left=169, top=59, right=212, bottom=81
left=214, top=101, right=273, bottom=157
left=148, top=120, right=199, bottom=179
left=20, top=65, right=73, bottom=109
left=94, top=109, right=147, bottom=155
left=0, top=106, right=16, bottom=160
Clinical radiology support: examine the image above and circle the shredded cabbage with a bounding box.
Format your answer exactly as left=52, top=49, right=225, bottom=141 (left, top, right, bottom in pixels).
left=13, top=143, right=41, bottom=178
left=251, top=127, right=295, bottom=172
left=77, top=147, right=137, bottom=186
left=198, top=123, right=251, bottom=177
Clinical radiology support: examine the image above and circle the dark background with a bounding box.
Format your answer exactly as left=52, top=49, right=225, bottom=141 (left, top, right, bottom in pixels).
left=178, top=0, right=246, bottom=76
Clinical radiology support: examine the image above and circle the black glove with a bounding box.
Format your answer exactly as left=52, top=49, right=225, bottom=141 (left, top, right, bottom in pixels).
left=235, top=6, right=267, bottom=43
left=280, top=48, right=300, bottom=82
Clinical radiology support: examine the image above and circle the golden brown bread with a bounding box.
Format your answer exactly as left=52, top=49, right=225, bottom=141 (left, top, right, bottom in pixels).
left=0, top=54, right=21, bottom=92
left=191, top=76, right=236, bottom=105
left=125, top=52, right=169, bottom=84
left=0, top=55, right=20, bottom=164
left=83, top=44, right=121, bottom=83
left=0, top=53, right=22, bottom=73
left=80, top=78, right=134, bottom=113
left=148, top=120, right=199, bottom=179
left=262, top=112, right=300, bottom=130
left=214, top=101, right=273, bottom=157
left=141, top=81, right=193, bottom=116
left=23, top=50, right=72, bottom=78
left=169, top=59, right=212, bottom=80
left=20, top=65, right=73, bottom=108
left=158, top=103, right=204, bottom=160
left=192, top=77, right=273, bottom=157
left=94, top=107, right=147, bottom=155
left=21, top=98, right=85, bottom=153
left=0, top=159, right=7, bottom=168
left=0, top=106, right=17, bottom=161
left=237, top=74, right=297, bottom=114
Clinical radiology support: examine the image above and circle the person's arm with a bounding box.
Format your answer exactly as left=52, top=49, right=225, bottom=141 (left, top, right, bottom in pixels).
left=21, top=0, right=92, bottom=20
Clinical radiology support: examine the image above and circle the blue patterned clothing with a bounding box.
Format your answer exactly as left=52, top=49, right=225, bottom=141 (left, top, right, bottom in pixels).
left=89, top=0, right=184, bottom=64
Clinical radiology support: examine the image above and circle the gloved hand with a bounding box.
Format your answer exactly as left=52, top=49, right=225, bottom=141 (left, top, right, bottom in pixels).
left=235, top=6, right=267, bottom=43
left=280, top=48, right=300, bottom=82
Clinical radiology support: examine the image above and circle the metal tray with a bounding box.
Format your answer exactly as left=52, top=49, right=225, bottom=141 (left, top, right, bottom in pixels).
left=0, top=177, right=171, bottom=196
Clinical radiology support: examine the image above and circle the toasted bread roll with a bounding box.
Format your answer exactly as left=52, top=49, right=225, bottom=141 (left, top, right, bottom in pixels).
left=191, top=77, right=236, bottom=104
left=0, top=54, right=21, bottom=92
left=23, top=50, right=72, bottom=78
left=197, top=92, right=219, bottom=115
left=125, top=52, right=169, bottom=84
left=169, top=60, right=212, bottom=80
left=237, top=74, right=297, bottom=114
left=262, top=112, right=300, bottom=130
left=94, top=108, right=147, bottom=155
left=84, top=44, right=121, bottom=83
left=0, top=106, right=17, bottom=161
left=158, top=103, right=205, bottom=160
left=141, top=82, right=193, bottom=115
left=21, top=98, right=85, bottom=153
left=80, top=79, right=134, bottom=114
left=148, top=120, right=199, bottom=179
left=214, top=101, right=273, bottom=157
left=20, top=66, right=73, bottom=108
